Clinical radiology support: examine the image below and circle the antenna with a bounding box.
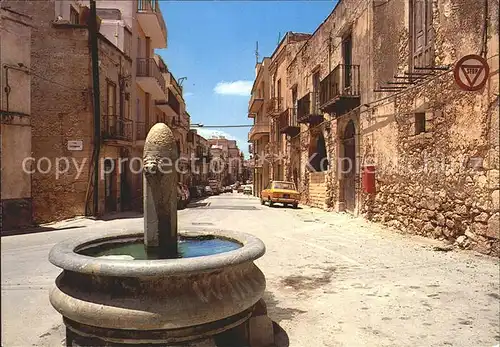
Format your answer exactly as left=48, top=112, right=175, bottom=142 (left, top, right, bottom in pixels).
left=255, top=41, right=259, bottom=64
left=277, top=32, right=281, bottom=45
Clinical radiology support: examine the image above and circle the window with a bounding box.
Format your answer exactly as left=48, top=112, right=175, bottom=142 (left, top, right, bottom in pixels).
left=312, top=71, right=320, bottom=94
left=106, top=81, right=116, bottom=115
left=168, top=90, right=180, bottom=115
left=145, top=93, right=150, bottom=126
left=124, top=93, right=130, bottom=120
left=70, top=6, right=79, bottom=24
left=411, top=0, right=434, bottom=68
left=415, top=113, right=426, bottom=135
left=273, top=182, right=296, bottom=190
left=124, top=28, right=132, bottom=57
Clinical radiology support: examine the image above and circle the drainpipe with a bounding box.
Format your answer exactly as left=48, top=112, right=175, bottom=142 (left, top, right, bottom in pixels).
left=89, top=0, right=101, bottom=216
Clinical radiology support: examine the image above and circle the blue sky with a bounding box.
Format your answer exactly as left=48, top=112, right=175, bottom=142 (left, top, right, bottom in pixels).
left=157, top=1, right=337, bottom=157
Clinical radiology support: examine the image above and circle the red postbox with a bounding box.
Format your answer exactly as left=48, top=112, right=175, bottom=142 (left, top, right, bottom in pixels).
left=362, top=165, right=376, bottom=194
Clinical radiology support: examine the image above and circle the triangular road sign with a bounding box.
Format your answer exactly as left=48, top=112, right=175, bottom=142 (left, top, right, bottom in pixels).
left=460, top=64, right=485, bottom=87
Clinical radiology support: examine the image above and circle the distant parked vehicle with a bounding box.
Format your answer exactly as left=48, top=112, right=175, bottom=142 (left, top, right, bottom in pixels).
left=224, top=186, right=232, bottom=193
left=177, top=184, right=185, bottom=209
left=205, top=186, right=213, bottom=196
left=243, top=186, right=252, bottom=195
left=237, top=186, right=244, bottom=193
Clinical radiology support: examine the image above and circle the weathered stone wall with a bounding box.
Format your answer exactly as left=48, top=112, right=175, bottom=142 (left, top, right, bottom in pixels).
left=362, top=0, right=499, bottom=255
left=5, top=1, right=136, bottom=223
left=0, top=6, right=33, bottom=230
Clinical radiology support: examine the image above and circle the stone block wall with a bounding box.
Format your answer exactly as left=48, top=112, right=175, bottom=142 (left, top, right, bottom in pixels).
left=361, top=0, right=499, bottom=255
left=308, top=172, right=327, bottom=209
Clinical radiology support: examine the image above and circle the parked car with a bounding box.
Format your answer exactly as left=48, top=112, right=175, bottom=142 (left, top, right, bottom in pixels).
left=189, top=186, right=200, bottom=199
left=204, top=186, right=213, bottom=196
left=243, top=185, right=252, bottom=195
left=237, top=186, right=244, bottom=193
left=260, top=180, right=299, bottom=208
left=177, top=184, right=185, bottom=209
left=224, top=186, right=232, bottom=193
left=182, top=184, right=190, bottom=203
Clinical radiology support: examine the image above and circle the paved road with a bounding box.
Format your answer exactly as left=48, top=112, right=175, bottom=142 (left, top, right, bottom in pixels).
left=2, top=193, right=499, bottom=347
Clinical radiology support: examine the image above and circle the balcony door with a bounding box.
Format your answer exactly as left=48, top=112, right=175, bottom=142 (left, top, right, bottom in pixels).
left=312, top=72, right=320, bottom=110
left=291, top=86, right=298, bottom=125
left=277, top=78, right=281, bottom=111
left=342, top=35, right=353, bottom=91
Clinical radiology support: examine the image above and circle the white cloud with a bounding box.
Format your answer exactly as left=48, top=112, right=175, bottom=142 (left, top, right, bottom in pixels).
left=213, top=80, right=253, bottom=96
left=184, top=92, right=194, bottom=97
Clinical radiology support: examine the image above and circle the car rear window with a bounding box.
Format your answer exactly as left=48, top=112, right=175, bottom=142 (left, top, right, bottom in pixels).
left=273, top=182, right=295, bottom=190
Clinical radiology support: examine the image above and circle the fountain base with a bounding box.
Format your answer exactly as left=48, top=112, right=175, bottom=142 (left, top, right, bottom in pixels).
left=49, top=229, right=268, bottom=346
left=63, top=308, right=253, bottom=346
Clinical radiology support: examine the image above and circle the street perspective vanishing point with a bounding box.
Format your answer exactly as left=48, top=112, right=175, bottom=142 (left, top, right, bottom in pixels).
left=1, top=0, right=499, bottom=346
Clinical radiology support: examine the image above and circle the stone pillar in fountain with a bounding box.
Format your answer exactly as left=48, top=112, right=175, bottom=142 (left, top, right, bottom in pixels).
left=143, top=123, right=179, bottom=258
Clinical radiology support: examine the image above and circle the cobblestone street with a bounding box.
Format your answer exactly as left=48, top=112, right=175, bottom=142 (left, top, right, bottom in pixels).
left=2, top=194, right=499, bottom=347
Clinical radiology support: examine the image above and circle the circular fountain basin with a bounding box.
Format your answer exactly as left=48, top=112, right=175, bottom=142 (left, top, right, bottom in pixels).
left=49, top=228, right=266, bottom=345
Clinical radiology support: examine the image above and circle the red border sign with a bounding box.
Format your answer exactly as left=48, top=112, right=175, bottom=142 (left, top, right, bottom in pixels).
left=453, top=54, right=489, bottom=91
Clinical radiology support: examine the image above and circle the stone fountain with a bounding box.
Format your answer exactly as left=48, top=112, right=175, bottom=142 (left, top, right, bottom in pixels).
left=49, top=123, right=274, bottom=346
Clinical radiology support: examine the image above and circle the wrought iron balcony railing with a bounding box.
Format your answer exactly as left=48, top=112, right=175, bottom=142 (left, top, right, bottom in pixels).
left=136, top=58, right=166, bottom=93
left=103, top=115, right=133, bottom=141
left=248, top=122, right=270, bottom=141
left=266, top=97, right=283, bottom=116
left=279, top=108, right=300, bottom=137
left=320, top=64, right=360, bottom=110
left=297, top=92, right=321, bottom=124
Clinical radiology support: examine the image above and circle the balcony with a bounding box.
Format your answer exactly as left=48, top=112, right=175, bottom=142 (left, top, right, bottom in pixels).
left=136, top=121, right=146, bottom=141
left=248, top=122, right=270, bottom=142
left=136, top=0, right=167, bottom=49
left=248, top=94, right=264, bottom=116
left=103, top=115, right=133, bottom=142
left=279, top=108, right=300, bottom=137
left=266, top=97, right=283, bottom=117
left=320, top=64, right=360, bottom=115
left=166, top=72, right=183, bottom=97
left=136, top=58, right=166, bottom=100
left=297, top=92, right=323, bottom=124
left=170, top=115, right=189, bottom=130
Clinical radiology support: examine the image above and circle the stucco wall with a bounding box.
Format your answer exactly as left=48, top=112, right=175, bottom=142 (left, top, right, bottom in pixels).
left=0, top=6, right=33, bottom=229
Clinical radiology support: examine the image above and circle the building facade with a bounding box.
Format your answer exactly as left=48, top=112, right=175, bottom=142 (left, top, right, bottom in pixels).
left=2, top=0, right=171, bottom=222
left=248, top=58, right=271, bottom=197
left=250, top=0, right=499, bottom=255
left=0, top=5, right=33, bottom=230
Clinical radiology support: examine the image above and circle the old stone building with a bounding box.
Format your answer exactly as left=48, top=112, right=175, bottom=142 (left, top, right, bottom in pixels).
left=2, top=0, right=136, bottom=222
left=361, top=0, right=499, bottom=255
left=192, top=133, right=210, bottom=185
left=154, top=55, right=191, bottom=186
left=207, top=136, right=242, bottom=186
left=251, top=0, right=499, bottom=255
left=266, top=32, right=311, bottom=187
left=248, top=58, right=271, bottom=196
left=2, top=0, right=170, bottom=222
left=0, top=5, right=33, bottom=230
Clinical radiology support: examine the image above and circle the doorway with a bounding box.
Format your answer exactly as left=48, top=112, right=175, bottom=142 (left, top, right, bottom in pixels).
left=342, top=120, right=356, bottom=212
left=104, top=158, right=117, bottom=213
